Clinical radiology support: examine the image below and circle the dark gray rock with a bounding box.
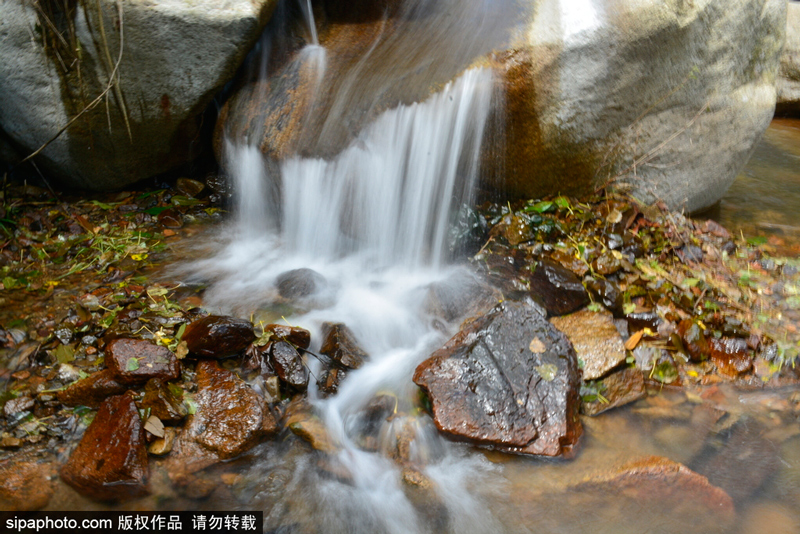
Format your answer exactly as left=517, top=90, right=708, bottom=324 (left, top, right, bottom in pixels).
left=414, top=299, right=582, bottom=457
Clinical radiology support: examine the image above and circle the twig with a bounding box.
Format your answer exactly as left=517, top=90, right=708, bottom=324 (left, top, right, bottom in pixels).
left=19, top=0, right=129, bottom=166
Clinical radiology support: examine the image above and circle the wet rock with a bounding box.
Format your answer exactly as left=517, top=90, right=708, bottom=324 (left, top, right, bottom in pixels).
left=167, top=361, right=278, bottom=481
left=678, top=319, right=709, bottom=362
left=585, top=277, right=623, bottom=315
left=157, top=209, right=184, bottom=229
left=570, top=456, right=735, bottom=527
left=497, top=213, right=533, bottom=245
left=550, top=309, right=626, bottom=380
left=625, top=310, right=661, bottom=332
left=140, top=378, right=187, bottom=424
left=414, top=299, right=582, bottom=457
left=60, top=393, right=149, bottom=501
left=527, top=258, right=589, bottom=316
left=708, top=337, right=753, bottom=377
left=316, top=366, right=348, bottom=397
left=284, top=398, right=337, bottom=453
left=269, top=341, right=309, bottom=390
left=105, top=338, right=181, bottom=384
left=265, top=324, right=311, bottom=350
left=740, top=503, right=800, bottom=534
left=0, top=449, right=57, bottom=511
left=592, top=252, right=622, bottom=275
left=693, top=421, right=780, bottom=502
left=148, top=427, right=177, bottom=456
left=275, top=268, right=328, bottom=299
left=581, top=367, right=646, bottom=416
left=182, top=315, right=255, bottom=359
left=424, top=270, right=503, bottom=324
left=3, top=395, right=34, bottom=418
left=56, top=369, right=128, bottom=408
left=175, top=178, right=206, bottom=198
left=320, top=323, right=369, bottom=369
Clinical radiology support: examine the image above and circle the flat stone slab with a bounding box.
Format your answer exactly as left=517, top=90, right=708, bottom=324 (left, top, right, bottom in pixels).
left=106, top=338, right=181, bottom=384
left=551, top=309, right=627, bottom=380
left=414, top=299, right=582, bottom=457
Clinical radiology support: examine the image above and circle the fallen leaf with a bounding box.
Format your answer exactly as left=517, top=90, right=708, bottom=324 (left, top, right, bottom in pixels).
left=529, top=337, right=546, bottom=353
left=144, top=415, right=165, bottom=438
left=625, top=330, right=644, bottom=351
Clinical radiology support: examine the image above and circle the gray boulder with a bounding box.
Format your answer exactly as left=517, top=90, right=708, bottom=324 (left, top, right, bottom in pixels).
left=490, top=0, right=786, bottom=213
left=777, top=1, right=800, bottom=115
left=0, top=0, right=276, bottom=190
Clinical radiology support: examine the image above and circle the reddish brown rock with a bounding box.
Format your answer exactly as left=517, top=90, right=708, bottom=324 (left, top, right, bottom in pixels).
left=551, top=309, right=627, bottom=380
left=182, top=315, right=255, bottom=359
left=0, top=449, right=57, bottom=510
left=678, top=319, right=709, bottom=362
left=320, top=323, right=368, bottom=369
left=56, top=369, right=128, bottom=408
left=573, top=456, right=735, bottom=518
left=414, top=299, right=582, bottom=457
left=269, top=341, right=308, bottom=389
left=266, top=324, right=311, bottom=349
left=708, top=337, right=753, bottom=377
left=140, top=378, right=187, bottom=424
left=105, top=338, right=181, bottom=384
left=166, top=361, right=278, bottom=482
left=60, top=393, right=149, bottom=501
left=316, top=366, right=348, bottom=396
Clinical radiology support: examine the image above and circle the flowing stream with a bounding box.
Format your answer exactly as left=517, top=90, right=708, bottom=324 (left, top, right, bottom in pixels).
left=174, top=1, right=800, bottom=533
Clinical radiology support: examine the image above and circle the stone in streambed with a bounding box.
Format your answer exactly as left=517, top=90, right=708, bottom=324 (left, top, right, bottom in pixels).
left=57, top=369, right=129, bottom=408
left=708, top=337, right=753, bottom=377
left=269, top=341, right=308, bottom=390
left=140, top=378, right=187, bottom=424
left=581, top=366, right=646, bottom=416
left=320, top=322, right=369, bottom=369
left=424, top=270, right=503, bottom=324
left=105, top=338, right=181, bottom=384
left=60, top=393, right=149, bottom=501
left=166, top=361, right=277, bottom=482
left=276, top=268, right=329, bottom=300
left=550, top=309, right=627, bottom=380
left=414, top=299, right=582, bottom=457
left=0, top=449, right=57, bottom=510
left=265, top=323, right=311, bottom=349
left=182, top=315, right=255, bottom=359
left=528, top=258, right=589, bottom=316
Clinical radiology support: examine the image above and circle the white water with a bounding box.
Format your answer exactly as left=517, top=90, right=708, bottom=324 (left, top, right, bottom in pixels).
left=186, top=64, right=499, bottom=531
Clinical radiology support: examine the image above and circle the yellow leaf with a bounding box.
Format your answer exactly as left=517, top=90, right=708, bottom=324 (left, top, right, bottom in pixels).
left=131, top=253, right=148, bottom=261
left=45, top=280, right=59, bottom=287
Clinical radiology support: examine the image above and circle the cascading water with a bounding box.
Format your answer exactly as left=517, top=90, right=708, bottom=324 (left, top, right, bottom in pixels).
left=180, top=0, right=513, bottom=531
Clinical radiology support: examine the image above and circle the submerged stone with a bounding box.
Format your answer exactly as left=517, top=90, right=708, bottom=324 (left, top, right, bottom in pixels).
left=708, top=337, right=753, bottom=377
left=413, top=299, right=582, bottom=457
left=550, top=309, right=627, bottom=380
left=276, top=268, right=329, bottom=299
left=424, top=270, right=503, bottom=324
left=105, top=338, right=181, bottom=384
left=60, top=393, right=149, bottom=501
left=182, top=315, right=255, bottom=359
left=0, top=449, right=56, bottom=510
left=581, top=367, right=646, bottom=417
left=528, top=258, right=589, bottom=316
left=57, top=369, right=129, bottom=408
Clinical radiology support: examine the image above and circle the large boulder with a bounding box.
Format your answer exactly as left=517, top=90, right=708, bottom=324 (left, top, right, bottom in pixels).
left=0, top=0, right=276, bottom=190
left=489, top=0, right=785, bottom=213
left=777, top=1, right=800, bottom=115
left=218, top=0, right=783, bottom=214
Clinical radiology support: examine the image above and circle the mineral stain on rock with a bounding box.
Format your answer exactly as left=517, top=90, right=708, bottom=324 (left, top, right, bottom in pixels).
left=413, top=299, right=582, bottom=457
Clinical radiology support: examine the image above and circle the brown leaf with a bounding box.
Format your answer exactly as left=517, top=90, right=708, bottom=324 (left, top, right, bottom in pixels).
left=624, top=330, right=644, bottom=351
